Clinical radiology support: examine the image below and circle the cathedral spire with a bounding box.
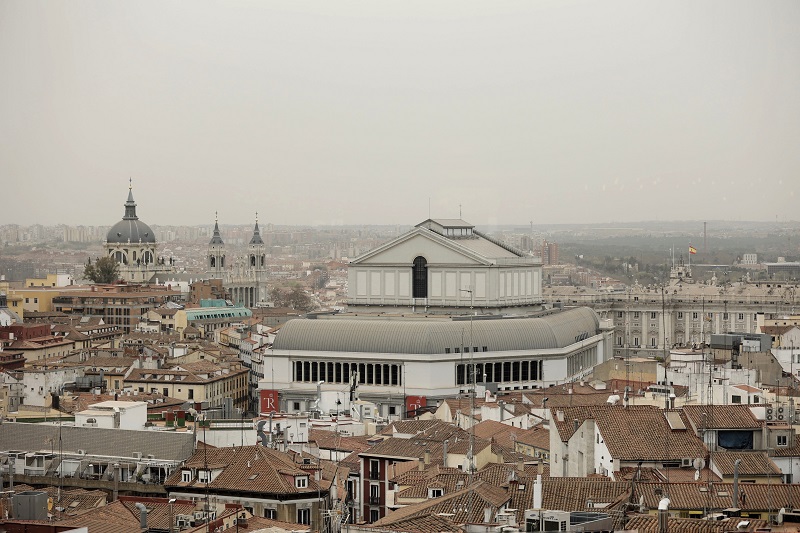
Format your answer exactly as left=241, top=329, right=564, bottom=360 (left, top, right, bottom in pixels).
left=209, top=211, right=224, bottom=245
left=123, top=179, right=138, bottom=220
left=249, top=213, right=264, bottom=245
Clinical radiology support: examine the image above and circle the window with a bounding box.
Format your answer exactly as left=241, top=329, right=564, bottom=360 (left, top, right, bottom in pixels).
left=732, top=395, right=742, bottom=404
left=650, top=337, right=657, bottom=347
left=412, top=256, right=428, bottom=298
left=182, top=470, right=192, bottom=483
left=295, top=476, right=308, bottom=488
left=297, top=508, right=311, bottom=525
left=293, top=401, right=301, bottom=411
left=188, top=389, right=194, bottom=399
left=651, top=312, right=657, bottom=319
left=264, top=509, right=277, bottom=519
left=429, top=488, right=443, bottom=498
left=34, top=298, right=38, bottom=304
left=778, top=435, right=788, bottom=447
left=723, top=313, right=729, bottom=320
left=633, top=337, right=640, bottom=347
left=738, top=313, right=745, bottom=321
left=693, top=312, right=698, bottom=320
left=633, top=312, right=640, bottom=319
left=163, top=387, right=169, bottom=396
left=677, top=312, right=684, bottom=319
left=616, top=311, right=623, bottom=318
left=370, top=509, right=380, bottom=523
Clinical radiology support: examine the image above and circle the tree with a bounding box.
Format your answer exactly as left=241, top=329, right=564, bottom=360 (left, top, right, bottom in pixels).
left=83, top=256, right=120, bottom=284
left=270, top=284, right=315, bottom=312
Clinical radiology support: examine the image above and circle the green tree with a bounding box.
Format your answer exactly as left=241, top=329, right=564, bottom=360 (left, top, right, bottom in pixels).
left=83, top=256, right=120, bottom=284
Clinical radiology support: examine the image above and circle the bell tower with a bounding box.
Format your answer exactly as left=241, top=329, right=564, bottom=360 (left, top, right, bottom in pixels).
left=208, top=212, right=226, bottom=277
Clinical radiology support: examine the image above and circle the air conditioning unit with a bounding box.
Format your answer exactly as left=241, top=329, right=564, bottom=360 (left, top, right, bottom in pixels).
left=778, top=414, right=785, bottom=421
left=766, top=407, right=775, bottom=421
left=78, top=449, right=87, bottom=456
left=778, top=407, right=785, bottom=414
left=681, top=457, right=692, bottom=468
left=147, top=454, right=155, bottom=459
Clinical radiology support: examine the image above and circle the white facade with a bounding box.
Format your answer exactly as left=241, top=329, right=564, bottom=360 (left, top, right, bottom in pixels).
left=347, top=219, right=543, bottom=315
left=74, top=400, right=148, bottom=430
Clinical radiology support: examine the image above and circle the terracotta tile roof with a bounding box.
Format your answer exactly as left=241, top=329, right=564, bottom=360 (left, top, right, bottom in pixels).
left=363, top=513, right=463, bottom=533
left=551, top=405, right=707, bottom=461
left=682, top=404, right=762, bottom=430
left=762, top=325, right=797, bottom=336
left=772, top=434, right=800, bottom=457
left=709, top=451, right=782, bottom=477
left=634, top=481, right=799, bottom=511
left=120, top=499, right=196, bottom=531
left=57, top=500, right=142, bottom=533
left=308, top=429, right=372, bottom=453
left=164, top=445, right=324, bottom=496
left=513, top=425, right=550, bottom=451
left=472, top=420, right=519, bottom=449
left=540, top=478, right=631, bottom=511
left=372, top=480, right=510, bottom=527
left=623, top=514, right=769, bottom=532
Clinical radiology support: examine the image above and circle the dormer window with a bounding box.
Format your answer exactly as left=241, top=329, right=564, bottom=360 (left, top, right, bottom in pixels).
left=429, top=488, right=443, bottom=498
left=295, top=475, right=308, bottom=488
left=181, top=469, right=192, bottom=483
left=198, top=469, right=210, bottom=483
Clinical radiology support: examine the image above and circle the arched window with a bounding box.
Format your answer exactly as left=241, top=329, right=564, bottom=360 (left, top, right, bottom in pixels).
left=250, top=255, right=256, bottom=267
left=412, top=256, right=427, bottom=298
left=210, top=256, right=216, bottom=268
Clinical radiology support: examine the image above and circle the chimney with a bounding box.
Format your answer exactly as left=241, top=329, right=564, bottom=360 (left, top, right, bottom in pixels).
left=537, top=461, right=543, bottom=475
left=516, top=461, right=524, bottom=473
left=533, top=473, right=543, bottom=509
left=418, top=459, right=424, bottom=471
left=424, top=450, right=430, bottom=465
left=657, top=498, right=670, bottom=533
left=442, top=440, right=448, bottom=466
left=135, top=502, right=148, bottom=529
left=112, top=463, right=120, bottom=501
left=573, top=419, right=579, bottom=433
left=732, top=459, right=742, bottom=508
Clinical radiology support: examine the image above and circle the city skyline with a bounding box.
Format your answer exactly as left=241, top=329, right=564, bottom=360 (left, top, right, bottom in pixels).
left=2, top=1, right=799, bottom=227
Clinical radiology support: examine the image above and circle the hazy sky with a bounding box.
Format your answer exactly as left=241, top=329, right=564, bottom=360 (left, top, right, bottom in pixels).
left=1, top=1, right=798, bottom=227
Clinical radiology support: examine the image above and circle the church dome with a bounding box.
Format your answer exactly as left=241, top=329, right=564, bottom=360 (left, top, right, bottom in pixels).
left=106, top=187, right=157, bottom=244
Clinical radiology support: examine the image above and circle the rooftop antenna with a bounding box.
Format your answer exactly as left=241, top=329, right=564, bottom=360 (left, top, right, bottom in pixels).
left=459, top=204, right=462, bottom=219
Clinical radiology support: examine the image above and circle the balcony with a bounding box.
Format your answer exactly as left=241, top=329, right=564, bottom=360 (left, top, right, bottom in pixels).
left=369, top=495, right=380, bottom=505
left=369, top=471, right=380, bottom=481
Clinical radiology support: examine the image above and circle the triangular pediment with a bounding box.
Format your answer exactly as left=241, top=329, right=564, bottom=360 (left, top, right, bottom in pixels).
left=351, top=228, right=490, bottom=266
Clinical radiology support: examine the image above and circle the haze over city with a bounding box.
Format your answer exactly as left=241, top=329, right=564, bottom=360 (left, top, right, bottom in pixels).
left=1, top=1, right=798, bottom=227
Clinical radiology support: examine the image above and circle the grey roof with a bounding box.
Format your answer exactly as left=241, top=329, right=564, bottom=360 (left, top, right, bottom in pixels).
left=106, top=188, right=156, bottom=244
left=0, top=422, right=195, bottom=462
left=272, top=307, right=599, bottom=354
left=249, top=221, right=264, bottom=245
left=209, top=220, right=224, bottom=245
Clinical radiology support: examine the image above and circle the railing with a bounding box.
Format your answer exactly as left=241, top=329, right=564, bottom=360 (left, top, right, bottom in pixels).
left=369, top=471, right=380, bottom=481
left=369, top=496, right=380, bottom=505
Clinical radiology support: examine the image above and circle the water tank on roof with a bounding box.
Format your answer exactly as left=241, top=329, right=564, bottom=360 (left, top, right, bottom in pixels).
left=13, top=491, right=48, bottom=521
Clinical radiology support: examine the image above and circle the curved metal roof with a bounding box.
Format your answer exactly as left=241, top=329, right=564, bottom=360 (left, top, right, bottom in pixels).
left=273, top=307, right=599, bottom=354
left=107, top=218, right=156, bottom=244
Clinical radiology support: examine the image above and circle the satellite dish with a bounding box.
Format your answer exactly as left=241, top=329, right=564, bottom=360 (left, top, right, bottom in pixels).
left=693, top=458, right=706, bottom=470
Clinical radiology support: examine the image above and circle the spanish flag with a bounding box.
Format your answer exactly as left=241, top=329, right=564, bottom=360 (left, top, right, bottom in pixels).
left=689, top=245, right=697, bottom=255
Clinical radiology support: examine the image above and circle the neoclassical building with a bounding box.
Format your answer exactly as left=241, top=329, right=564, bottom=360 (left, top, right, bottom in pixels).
left=105, top=184, right=174, bottom=283
left=205, top=214, right=269, bottom=308
left=260, top=219, right=613, bottom=417
left=347, top=219, right=544, bottom=315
